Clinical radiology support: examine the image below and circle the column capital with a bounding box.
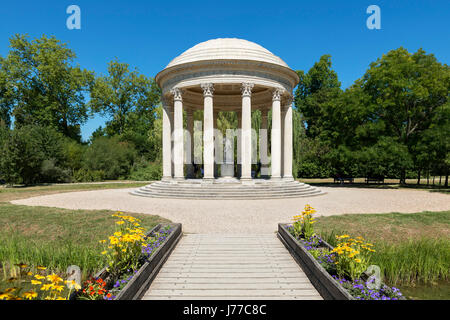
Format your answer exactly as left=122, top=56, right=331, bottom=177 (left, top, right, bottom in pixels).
left=201, top=83, right=215, bottom=97
left=170, top=87, right=184, bottom=101
left=241, top=82, right=254, bottom=97
left=272, top=88, right=284, bottom=101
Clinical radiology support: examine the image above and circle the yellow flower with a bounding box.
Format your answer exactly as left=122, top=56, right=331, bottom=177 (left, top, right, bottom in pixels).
left=51, top=284, right=64, bottom=292
left=15, top=263, right=28, bottom=268
left=31, top=280, right=42, bottom=285
left=116, top=221, right=125, bottom=225
left=355, top=258, right=362, bottom=263
left=101, top=250, right=108, bottom=255
left=47, top=274, right=63, bottom=284
left=34, top=275, right=45, bottom=280
left=22, top=291, right=37, bottom=300
left=66, top=280, right=81, bottom=290
left=0, top=293, right=12, bottom=300
left=36, top=266, right=47, bottom=270
left=41, top=284, right=52, bottom=291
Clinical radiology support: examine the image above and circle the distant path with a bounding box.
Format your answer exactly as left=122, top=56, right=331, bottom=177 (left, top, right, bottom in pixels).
left=11, top=186, right=450, bottom=234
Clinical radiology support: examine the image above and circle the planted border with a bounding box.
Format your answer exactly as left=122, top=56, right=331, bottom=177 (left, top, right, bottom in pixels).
left=279, top=223, right=408, bottom=300
left=73, top=222, right=182, bottom=300
left=278, top=223, right=353, bottom=300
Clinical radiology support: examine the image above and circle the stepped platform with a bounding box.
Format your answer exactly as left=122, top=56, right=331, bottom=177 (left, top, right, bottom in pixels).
left=131, top=178, right=325, bottom=200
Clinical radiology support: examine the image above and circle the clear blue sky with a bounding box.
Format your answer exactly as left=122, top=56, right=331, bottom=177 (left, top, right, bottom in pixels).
left=1, top=0, right=449, bottom=141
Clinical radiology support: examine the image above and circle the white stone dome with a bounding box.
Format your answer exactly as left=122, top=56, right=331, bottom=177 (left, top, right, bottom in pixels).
left=165, top=38, right=290, bottom=69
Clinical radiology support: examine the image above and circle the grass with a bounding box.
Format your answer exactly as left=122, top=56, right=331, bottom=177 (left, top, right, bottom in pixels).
left=314, top=210, right=450, bottom=299
left=0, top=203, right=169, bottom=281
left=0, top=181, right=149, bottom=202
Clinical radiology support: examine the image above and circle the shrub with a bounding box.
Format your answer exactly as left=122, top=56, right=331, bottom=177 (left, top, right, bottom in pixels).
left=73, top=169, right=105, bottom=182
left=129, top=161, right=162, bottom=181
left=40, top=159, right=71, bottom=183
left=0, top=125, right=67, bottom=185
left=83, top=136, right=136, bottom=180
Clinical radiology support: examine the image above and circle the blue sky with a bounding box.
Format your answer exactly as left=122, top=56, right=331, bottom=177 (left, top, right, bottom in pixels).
left=1, top=0, right=449, bottom=141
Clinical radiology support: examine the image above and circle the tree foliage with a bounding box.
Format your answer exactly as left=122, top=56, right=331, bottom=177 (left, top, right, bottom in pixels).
left=0, top=34, right=94, bottom=140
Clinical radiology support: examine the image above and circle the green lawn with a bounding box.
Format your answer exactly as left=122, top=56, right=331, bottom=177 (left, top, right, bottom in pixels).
left=0, top=181, right=149, bottom=202
left=314, top=210, right=450, bottom=300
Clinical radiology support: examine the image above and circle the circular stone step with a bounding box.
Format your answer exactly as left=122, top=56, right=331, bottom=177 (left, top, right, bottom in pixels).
left=130, top=179, right=325, bottom=199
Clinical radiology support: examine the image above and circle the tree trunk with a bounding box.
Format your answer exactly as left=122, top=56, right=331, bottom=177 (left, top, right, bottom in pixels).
left=445, top=173, right=449, bottom=188
left=417, top=170, right=421, bottom=185
left=400, top=169, right=406, bottom=185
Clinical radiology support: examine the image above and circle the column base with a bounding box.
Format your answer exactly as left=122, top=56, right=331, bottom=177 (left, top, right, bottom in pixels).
left=240, top=177, right=254, bottom=185
left=282, top=176, right=295, bottom=182
left=202, top=178, right=214, bottom=184
left=161, top=176, right=173, bottom=182
left=173, top=176, right=185, bottom=183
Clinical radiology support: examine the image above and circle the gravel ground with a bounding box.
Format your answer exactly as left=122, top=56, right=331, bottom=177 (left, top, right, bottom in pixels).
left=11, top=187, right=450, bottom=234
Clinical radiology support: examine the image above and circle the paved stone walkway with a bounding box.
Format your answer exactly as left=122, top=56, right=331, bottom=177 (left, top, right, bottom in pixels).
left=142, top=234, right=321, bottom=300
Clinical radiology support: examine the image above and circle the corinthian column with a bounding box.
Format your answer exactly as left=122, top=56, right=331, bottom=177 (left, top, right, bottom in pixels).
left=260, top=108, right=270, bottom=178
left=202, top=83, right=214, bottom=182
left=240, top=82, right=254, bottom=182
left=283, top=95, right=294, bottom=181
left=186, top=109, right=195, bottom=178
left=271, top=88, right=283, bottom=180
left=171, top=88, right=184, bottom=180
left=161, top=96, right=172, bottom=181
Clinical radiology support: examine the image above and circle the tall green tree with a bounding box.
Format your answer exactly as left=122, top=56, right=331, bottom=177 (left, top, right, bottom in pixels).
left=0, top=55, right=13, bottom=128
left=1, top=34, right=94, bottom=140
left=359, top=47, right=450, bottom=183
left=89, top=58, right=160, bottom=137
left=294, top=54, right=342, bottom=139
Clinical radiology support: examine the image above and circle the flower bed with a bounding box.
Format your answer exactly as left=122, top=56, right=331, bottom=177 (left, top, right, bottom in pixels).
left=278, top=205, right=405, bottom=300
left=73, top=213, right=182, bottom=300
left=0, top=212, right=181, bottom=301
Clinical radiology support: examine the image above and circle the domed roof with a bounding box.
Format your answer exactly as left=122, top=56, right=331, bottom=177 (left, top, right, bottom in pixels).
left=165, top=38, right=290, bottom=69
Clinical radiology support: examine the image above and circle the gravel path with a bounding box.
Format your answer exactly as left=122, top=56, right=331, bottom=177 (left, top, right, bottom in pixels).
left=11, top=187, right=450, bottom=234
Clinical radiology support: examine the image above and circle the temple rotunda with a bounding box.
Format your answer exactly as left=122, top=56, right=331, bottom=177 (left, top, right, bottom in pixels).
left=132, top=38, right=324, bottom=199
